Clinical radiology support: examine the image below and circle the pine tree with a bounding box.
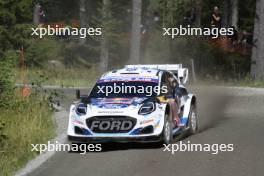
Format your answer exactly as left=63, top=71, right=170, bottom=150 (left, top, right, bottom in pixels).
left=129, top=0, right=142, bottom=64
left=251, top=0, right=264, bottom=80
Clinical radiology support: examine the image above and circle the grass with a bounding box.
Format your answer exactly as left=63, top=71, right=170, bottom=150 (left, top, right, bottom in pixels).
left=14, top=66, right=100, bottom=88
left=0, top=93, right=55, bottom=176
left=234, top=79, right=264, bottom=88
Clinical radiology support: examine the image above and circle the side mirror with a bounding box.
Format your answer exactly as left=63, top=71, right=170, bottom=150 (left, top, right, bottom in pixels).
left=80, top=95, right=90, bottom=104
left=76, top=89, right=90, bottom=104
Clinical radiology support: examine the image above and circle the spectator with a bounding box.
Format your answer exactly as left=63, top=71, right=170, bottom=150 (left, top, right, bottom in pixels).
left=153, top=11, right=160, bottom=23
left=211, top=6, right=221, bottom=28
left=38, top=5, right=46, bottom=24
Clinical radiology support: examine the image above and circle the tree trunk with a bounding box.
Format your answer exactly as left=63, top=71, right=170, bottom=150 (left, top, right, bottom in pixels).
left=231, top=0, right=238, bottom=29
left=129, top=0, right=142, bottom=64
left=79, top=0, right=87, bottom=44
left=194, top=0, right=202, bottom=27
left=100, top=36, right=109, bottom=72
left=250, top=0, right=264, bottom=80
left=99, top=0, right=111, bottom=72
left=33, top=4, right=40, bottom=25
left=222, top=0, right=231, bottom=27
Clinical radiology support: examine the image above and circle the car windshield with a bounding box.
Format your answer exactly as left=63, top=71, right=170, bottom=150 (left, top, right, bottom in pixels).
left=89, top=81, right=159, bottom=98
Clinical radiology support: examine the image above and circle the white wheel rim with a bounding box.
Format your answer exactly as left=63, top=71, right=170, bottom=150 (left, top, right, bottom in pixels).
left=165, top=121, right=170, bottom=142
left=191, top=111, right=197, bottom=130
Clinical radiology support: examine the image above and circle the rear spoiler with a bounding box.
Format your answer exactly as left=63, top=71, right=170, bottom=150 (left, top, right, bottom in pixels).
left=125, top=64, right=189, bottom=84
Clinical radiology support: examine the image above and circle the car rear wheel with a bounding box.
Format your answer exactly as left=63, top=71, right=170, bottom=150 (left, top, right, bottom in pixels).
left=162, top=114, right=173, bottom=144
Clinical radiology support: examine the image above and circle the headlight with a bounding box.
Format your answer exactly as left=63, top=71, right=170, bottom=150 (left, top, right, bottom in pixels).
left=138, top=102, right=155, bottom=115
left=76, top=103, right=87, bottom=115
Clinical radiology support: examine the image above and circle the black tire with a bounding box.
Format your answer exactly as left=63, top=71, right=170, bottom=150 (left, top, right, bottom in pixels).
left=188, top=105, right=198, bottom=134
left=162, top=114, right=173, bottom=144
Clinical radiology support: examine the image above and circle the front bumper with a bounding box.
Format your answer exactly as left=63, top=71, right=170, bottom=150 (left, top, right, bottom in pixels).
left=67, top=103, right=166, bottom=142
left=68, top=134, right=162, bottom=143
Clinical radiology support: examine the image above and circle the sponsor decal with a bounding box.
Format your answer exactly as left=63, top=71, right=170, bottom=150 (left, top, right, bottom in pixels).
left=97, top=110, right=124, bottom=114
left=91, top=97, right=147, bottom=108
left=98, top=77, right=159, bottom=83
left=140, top=119, right=154, bottom=125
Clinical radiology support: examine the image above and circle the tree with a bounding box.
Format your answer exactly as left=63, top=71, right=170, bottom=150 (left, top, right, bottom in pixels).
left=0, top=0, right=32, bottom=56
left=99, top=0, right=111, bottom=72
left=79, top=0, right=87, bottom=45
left=79, top=0, right=92, bottom=45
left=194, top=0, right=202, bottom=27
left=251, top=0, right=264, bottom=80
left=222, top=0, right=231, bottom=27
left=33, top=3, right=40, bottom=25
left=231, top=0, right=238, bottom=29
left=129, top=0, right=142, bottom=64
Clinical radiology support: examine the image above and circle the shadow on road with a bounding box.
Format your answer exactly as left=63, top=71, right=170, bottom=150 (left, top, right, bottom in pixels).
left=100, top=142, right=162, bottom=152
left=67, top=142, right=162, bottom=154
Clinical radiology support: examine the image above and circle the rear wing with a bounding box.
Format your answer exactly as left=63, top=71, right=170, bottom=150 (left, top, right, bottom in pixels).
left=125, top=64, right=189, bottom=84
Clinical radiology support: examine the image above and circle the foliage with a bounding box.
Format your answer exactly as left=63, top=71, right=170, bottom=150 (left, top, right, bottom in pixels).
left=0, top=50, right=18, bottom=107
left=148, top=0, right=186, bottom=27
left=35, top=0, right=79, bottom=22
left=15, top=66, right=99, bottom=87
left=0, top=65, right=59, bottom=175
left=0, top=0, right=33, bottom=56
left=0, top=93, right=55, bottom=176
left=0, top=119, right=7, bottom=148
left=25, top=38, right=63, bottom=67
left=238, top=0, right=256, bottom=32
left=78, top=0, right=125, bottom=69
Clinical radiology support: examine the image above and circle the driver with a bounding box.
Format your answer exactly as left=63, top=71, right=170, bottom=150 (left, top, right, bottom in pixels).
left=167, top=76, right=185, bottom=127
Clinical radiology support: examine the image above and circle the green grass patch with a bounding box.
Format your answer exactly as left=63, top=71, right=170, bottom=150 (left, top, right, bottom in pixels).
left=15, top=67, right=100, bottom=88
left=0, top=93, right=55, bottom=176
left=233, top=77, right=264, bottom=88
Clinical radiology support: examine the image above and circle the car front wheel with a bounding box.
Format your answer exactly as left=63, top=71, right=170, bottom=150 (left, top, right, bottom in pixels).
left=162, top=114, right=173, bottom=144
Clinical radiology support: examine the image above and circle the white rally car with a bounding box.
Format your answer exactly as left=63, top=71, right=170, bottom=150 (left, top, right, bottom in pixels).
left=67, top=64, right=198, bottom=144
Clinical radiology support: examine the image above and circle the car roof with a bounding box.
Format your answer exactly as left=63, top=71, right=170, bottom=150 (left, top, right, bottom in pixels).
left=98, top=67, right=162, bottom=82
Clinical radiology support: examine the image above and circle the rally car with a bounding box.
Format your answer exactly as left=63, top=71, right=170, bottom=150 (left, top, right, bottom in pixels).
left=67, top=64, right=198, bottom=144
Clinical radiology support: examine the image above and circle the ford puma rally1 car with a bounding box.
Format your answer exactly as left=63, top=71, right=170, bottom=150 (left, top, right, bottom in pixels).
left=67, top=64, right=198, bottom=144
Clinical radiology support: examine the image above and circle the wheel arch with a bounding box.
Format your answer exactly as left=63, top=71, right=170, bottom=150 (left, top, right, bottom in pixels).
left=182, top=94, right=197, bottom=121
left=191, top=95, right=197, bottom=108
left=164, top=103, right=173, bottom=121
